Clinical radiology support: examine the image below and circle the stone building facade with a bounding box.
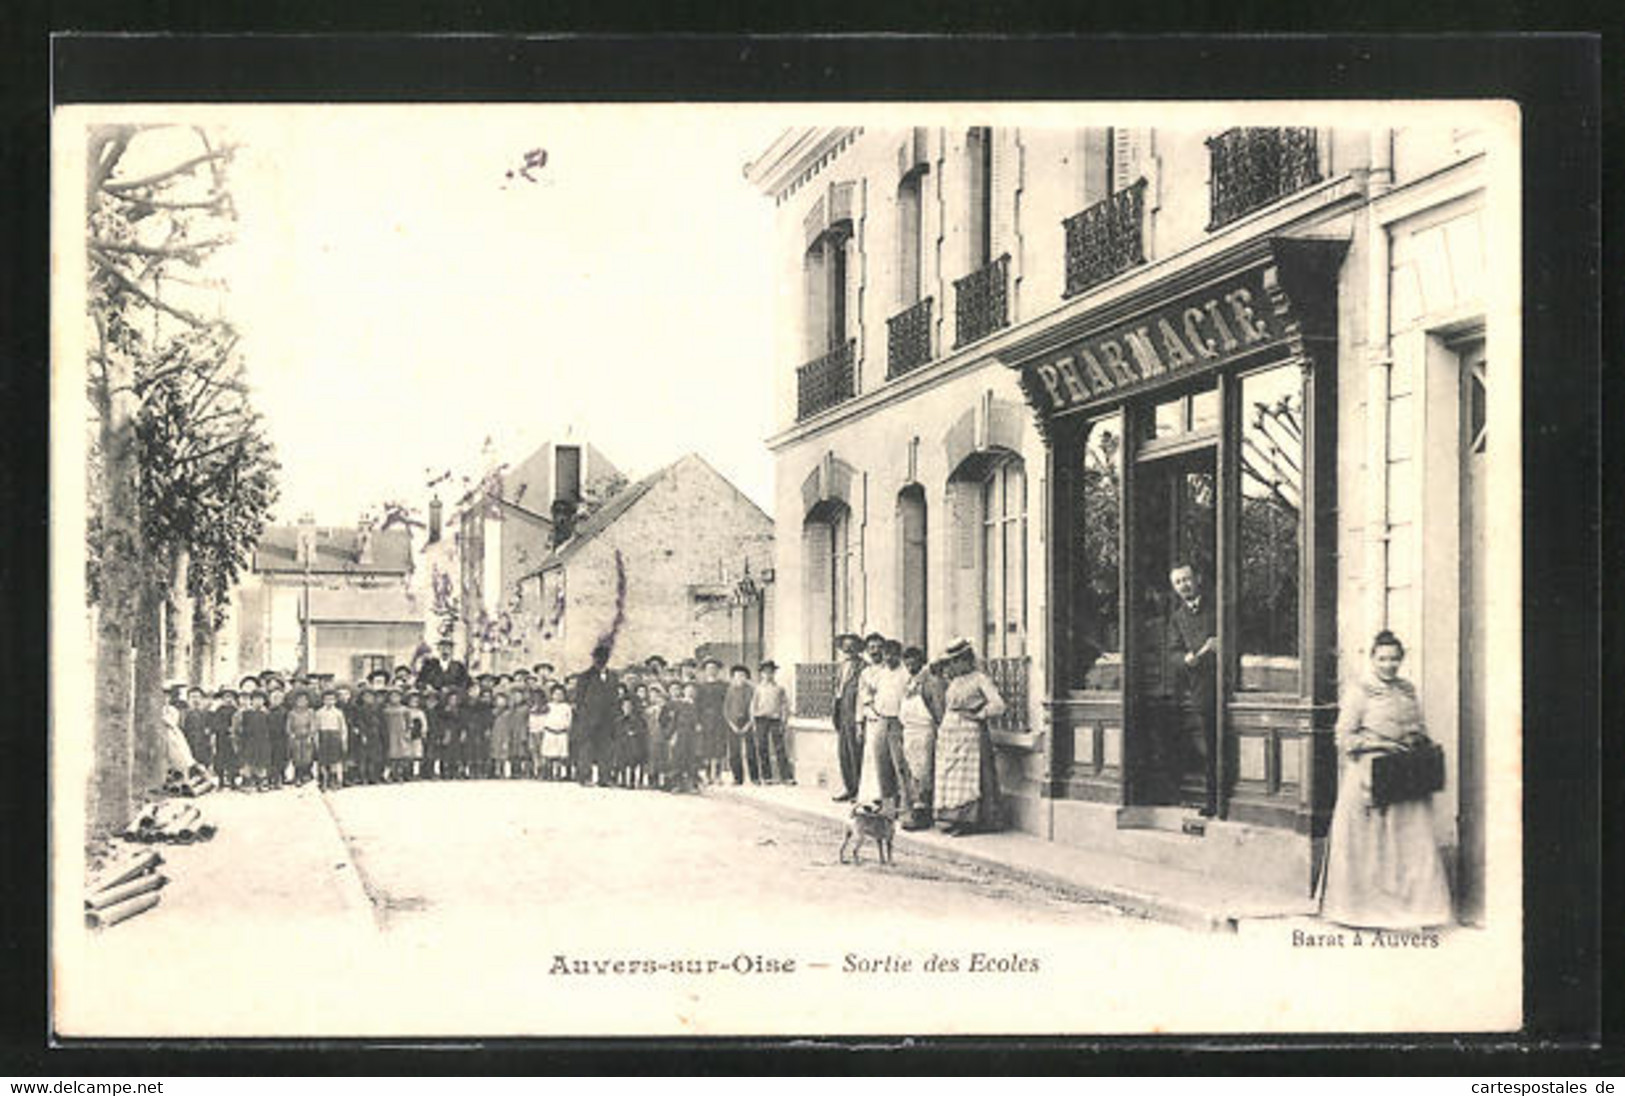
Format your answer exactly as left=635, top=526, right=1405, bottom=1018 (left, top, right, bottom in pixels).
left=747, top=117, right=1513, bottom=921
left=515, top=453, right=775, bottom=675
left=219, top=516, right=424, bottom=683
left=435, top=440, right=623, bottom=674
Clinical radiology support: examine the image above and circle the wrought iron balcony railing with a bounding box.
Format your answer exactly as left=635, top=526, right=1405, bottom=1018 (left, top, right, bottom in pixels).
left=794, top=661, right=840, bottom=720
left=1062, top=178, right=1148, bottom=299
left=986, top=654, right=1031, bottom=736
left=1206, top=127, right=1322, bottom=232
left=886, top=296, right=934, bottom=380
left=953, top=253, right=1011, bottom=349
left=795, top=339, right=857, bottom=422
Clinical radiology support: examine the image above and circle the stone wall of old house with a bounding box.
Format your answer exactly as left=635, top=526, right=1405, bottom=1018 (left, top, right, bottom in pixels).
left=520, top=454, right=774, bottom=674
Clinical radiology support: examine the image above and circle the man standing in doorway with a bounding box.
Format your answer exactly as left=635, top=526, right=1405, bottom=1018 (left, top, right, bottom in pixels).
left=1167, top=563, right=1218, bottom=817
left=830, top=633, right=864, bottom=802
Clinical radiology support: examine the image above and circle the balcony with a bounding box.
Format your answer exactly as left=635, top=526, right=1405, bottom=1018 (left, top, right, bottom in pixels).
left=795, top=339, right=857, bottom=422
left=1062, top=178, right=1148, bottom=299
left=953, top=253, right=1011, bottom=349
left=886, top=296, right=934, bottom=380
left=1206, top=127, right=1322, bottom=232
left=987, top=654, right=1031, bottom=735
left=794, top=661, right=839, bottom=720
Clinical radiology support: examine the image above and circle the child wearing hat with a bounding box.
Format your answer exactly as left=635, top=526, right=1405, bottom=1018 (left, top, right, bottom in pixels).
left=382, top=687, right=411, bottom=781
left=238, top=689, right=274, bottom=791
left=182, top=686, right=213, bottom=773
left=723, top=664, right=759, bottom=786
left=209, top=689, right=241, bottom=790
left=263, top=686, right=289, bottom=788
left=750, top=660, right=792, bottom=784
left=489, top=690, right=514, bottom=779
left=404, top=689, right=428, bottom=779
left=285, top=690, right=317, bottom=784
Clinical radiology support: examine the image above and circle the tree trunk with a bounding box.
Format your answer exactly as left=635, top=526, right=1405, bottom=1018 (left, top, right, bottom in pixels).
left=165, top=549, right=190, bottom=682
left=190, top=597, right=210, bottom=687
left=91, top=367, right=140, bottom=836
left=132, top=577, right=168, bottom=791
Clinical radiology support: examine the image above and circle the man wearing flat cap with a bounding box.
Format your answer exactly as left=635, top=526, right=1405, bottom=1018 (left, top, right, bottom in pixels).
left=751, top=660, right=791, bottom=783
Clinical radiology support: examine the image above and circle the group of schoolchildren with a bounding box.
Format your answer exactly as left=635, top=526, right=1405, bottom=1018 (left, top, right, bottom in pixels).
left=166, top=650, right=794, bottom=796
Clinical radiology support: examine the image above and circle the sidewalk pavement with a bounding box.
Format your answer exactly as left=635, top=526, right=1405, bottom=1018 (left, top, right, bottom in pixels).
left=709, top=780, right=1323, bottom=934
left=62, top=781, right=381, bottom=1035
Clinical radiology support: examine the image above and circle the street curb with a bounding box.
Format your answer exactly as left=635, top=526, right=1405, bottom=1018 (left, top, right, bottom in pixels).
left=311, top=786, right=385, bottom=934
left=712, top=787, right=1239, bottom=933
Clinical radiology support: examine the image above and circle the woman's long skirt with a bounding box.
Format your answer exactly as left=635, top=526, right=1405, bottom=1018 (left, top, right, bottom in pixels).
left=1319, top=756, right=1453, bottom=928
left=933, top=715, right=1001, bottom=831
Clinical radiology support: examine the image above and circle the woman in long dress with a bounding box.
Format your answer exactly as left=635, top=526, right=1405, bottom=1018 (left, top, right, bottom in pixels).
left=932, top=639, right=1006, bottom=836
left=1319, top=630, right=1453, bottom=929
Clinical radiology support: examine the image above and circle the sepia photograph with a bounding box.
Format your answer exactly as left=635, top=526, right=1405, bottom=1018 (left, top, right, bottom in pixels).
left=50, top=93, right=1524, bottom=1038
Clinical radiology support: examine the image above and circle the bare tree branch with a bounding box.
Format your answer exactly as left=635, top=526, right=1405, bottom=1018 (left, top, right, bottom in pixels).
left=172, top=434, right=246, bottom=468
left=90, top=252, right=213, bottom=329
left=111, top=192, right=232, bottom=213
left=103, top=149, right=233, bottom=194
left=90, top=236, right=235, bottom=261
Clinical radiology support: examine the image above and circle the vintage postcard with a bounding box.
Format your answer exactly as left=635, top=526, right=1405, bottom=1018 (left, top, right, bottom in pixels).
left=51, top=98, right=1522, bottom=1037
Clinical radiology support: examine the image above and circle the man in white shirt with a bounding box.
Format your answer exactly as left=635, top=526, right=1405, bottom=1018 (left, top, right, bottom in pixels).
left=859, top=636, right=914, bottom=811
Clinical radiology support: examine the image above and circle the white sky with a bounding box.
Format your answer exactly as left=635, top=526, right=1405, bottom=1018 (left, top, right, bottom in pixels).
left=78, top=100, right=1518, bottom=530
left=203, top=105, right=782, bottom=523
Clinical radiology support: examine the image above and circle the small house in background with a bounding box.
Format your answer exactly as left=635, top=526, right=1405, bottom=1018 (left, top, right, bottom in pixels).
left=436, top=439, right=624, bottom=674
left=214, top=515, right=424, bottom=683
left=516, top=453, right=775, bottom=674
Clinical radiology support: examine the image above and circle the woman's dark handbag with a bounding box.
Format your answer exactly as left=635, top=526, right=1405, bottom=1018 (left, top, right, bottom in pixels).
left=1369, top=738, right=1446, bottom=807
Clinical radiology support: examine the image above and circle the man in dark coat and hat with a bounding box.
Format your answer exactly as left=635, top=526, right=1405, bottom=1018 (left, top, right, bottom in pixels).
left=831, top=632, right=865, bottom=802
left=571, top=639, right=621, bottom=787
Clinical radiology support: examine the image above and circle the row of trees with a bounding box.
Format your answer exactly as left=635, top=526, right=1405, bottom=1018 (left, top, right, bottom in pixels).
left=85, top=125, right=279, bottom=835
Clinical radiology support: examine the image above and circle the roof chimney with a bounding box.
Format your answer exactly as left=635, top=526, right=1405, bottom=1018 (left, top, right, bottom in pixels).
left=356, top=517, right=375, bottom=565
left=428, top=496, right=443, bottom=544
left=551, top=445, right=582, bottom=549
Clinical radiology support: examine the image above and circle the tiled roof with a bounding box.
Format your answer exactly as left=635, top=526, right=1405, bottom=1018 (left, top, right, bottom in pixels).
left=529, top=464, right=667, bottom=572
left=523, top=453, right=770, bottom=579
left=252, top=525, right=412, bottom=575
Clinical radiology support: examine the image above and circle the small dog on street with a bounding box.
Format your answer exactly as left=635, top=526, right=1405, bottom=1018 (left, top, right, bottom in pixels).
left=839, top=802, right=895, bottom=865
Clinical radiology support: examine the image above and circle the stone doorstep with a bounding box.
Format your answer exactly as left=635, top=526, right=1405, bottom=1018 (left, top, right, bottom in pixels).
left=711, top=782, right=1320, bottom=934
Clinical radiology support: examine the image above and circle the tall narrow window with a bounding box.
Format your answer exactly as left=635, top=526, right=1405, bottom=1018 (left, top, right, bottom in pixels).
left=1111, top=126, right=1151, bottom=191
left=802, top=227, right=851, bottom=358
left=898, top=486, right=928, bottom=650
left=966, top=127, right=993, bottom=270
left=897, top=169, right=925, bottom=308
left=831, top=504, right=857, bottom=643
left=827, top=230, right=848, bottom=352
left=1237, top=364, right=1303, bottom=693
left=1077, top=414, right=1124, bottom=691
left=981, top=455, right=1028, bottom=659
left=805, top=501, right=857, bottom=658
